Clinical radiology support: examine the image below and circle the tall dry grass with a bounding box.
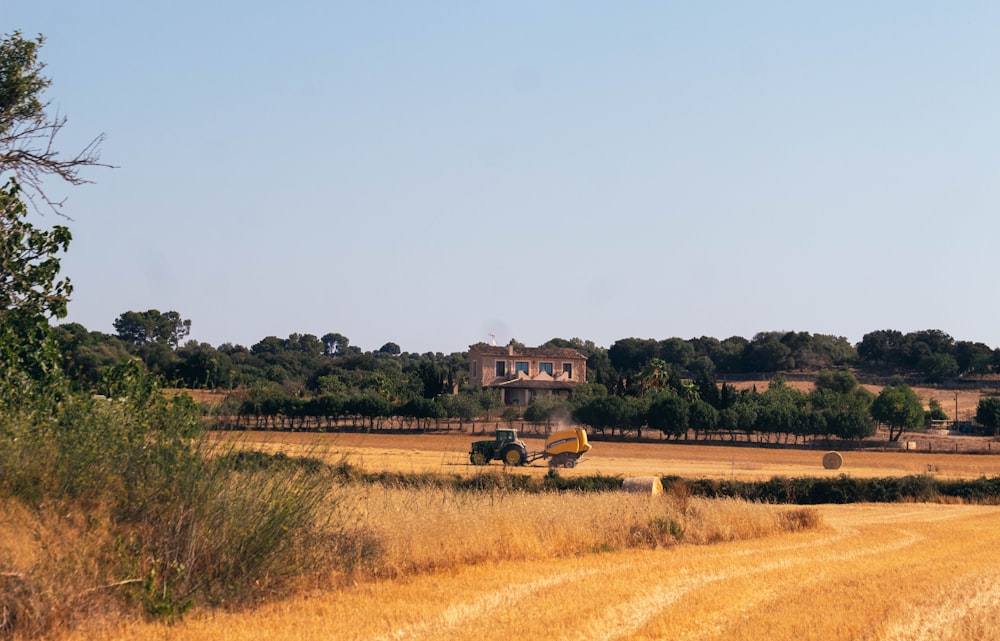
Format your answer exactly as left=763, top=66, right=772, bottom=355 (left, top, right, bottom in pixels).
left=317, top=477, right=821, bottom=583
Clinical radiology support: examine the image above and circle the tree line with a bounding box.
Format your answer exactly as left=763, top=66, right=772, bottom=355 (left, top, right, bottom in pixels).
left=55, top=316, right=1000, bottom=394
left=44, top=310, right=1000, bottom=441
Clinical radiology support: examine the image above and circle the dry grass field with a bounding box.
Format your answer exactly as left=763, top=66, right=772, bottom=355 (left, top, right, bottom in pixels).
left=55, top=501, right=1000, bottom=641
left=44, top=431, right=1000, bottom=641
left=209, top=430, right=1000, bottom=481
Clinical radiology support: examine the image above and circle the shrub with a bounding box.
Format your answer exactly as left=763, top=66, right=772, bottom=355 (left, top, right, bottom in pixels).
left=0, top=361, right=346, bottom=633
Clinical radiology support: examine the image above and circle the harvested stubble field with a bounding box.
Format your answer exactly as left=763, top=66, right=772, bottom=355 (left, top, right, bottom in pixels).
left=209, top=429, right=1000, bottom=481
left=59, top=502, right=1000, bottom=641
left=40, top=429, right=1000, bottom=641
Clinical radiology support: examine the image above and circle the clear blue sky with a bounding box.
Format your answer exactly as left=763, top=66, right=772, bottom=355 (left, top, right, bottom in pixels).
left=7, top=2, right=1000, bottom=354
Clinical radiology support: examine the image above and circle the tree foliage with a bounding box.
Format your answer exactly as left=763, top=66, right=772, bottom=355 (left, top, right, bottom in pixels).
left=975, top=397, right=1000, bottom=436
left=114, top=309, right=191, bottom=349
left=0, top=179, right=70, bottom=398
left=871, top=385, right=924, bottom=442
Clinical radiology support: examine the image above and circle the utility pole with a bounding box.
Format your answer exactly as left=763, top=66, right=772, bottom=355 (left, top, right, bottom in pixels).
left=955, top=391, right=960, bottom=430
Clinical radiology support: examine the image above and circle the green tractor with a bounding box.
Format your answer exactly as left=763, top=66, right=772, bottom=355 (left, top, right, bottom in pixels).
left=469, top=428, right=529, bottom=466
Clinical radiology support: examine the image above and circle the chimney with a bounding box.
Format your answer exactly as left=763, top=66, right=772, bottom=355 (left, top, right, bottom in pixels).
left=508, top=343, right=514, bottom=356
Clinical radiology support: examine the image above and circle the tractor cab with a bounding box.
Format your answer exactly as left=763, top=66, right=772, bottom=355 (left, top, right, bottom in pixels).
left=495, top=429, right=517, bottom=446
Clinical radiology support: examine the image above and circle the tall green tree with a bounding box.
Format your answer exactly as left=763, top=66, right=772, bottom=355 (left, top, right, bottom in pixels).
left=647, top=393, right=689, bottom=439
left=114, top=309, right=191, bottom=349
left=870, top=384, right=924, bottom=441
left=975, top=397, right=1000, bottom=436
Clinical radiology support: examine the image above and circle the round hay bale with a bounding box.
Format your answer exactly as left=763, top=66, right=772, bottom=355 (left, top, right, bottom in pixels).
left=822, top=451, right=843, bottom=470
left=622, top=476, right=663, bottom=495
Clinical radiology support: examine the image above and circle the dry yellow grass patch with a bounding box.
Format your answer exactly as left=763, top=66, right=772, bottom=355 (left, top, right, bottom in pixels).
left=43, top=483, right=816, bottom=641
left=321, top=484, right=815, bottom=581
left=51, top=503, right=1000, bottom=641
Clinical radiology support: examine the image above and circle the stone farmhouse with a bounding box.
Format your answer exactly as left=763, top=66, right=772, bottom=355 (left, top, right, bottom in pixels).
left=468, top=343, right=588, bottom=405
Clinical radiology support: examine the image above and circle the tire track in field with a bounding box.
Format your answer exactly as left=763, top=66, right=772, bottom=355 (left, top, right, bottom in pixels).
left=361, top=528, right=855, bottom=641
left=363, top=564, right=618, bottom=641
left=364, top=507, right=967, bottom=641
left=359, top=513, right=852, bottom=641
left=578, top=524, right=928, bottom=641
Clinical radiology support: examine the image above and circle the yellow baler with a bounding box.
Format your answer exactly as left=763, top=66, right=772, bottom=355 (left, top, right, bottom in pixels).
left=541, top=428, right=591, bottom=468
left=468, top=427, right=592, bottom=467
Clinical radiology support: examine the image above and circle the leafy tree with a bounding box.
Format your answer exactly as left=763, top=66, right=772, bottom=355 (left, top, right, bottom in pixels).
left=925, top=398, right=948, bottom=422
left=410, top=359, right=445, bottom=399
left=857, top=329, right=906, bottom=369
left=647, top=393, right=689, bottom=439
left=440, top=393, right=478, bottom=422
left=174, top=342, right=234, bottom=389
left=0, top=179, right=71, bottom=398
left=954, top=341, right=993, bottom=375
left=378, top=341, right=401, bottom=355
left=753, top=378, right=809, bottom=442
left=814, top=369, right=861, bottom=395
left=694, top=371, right=721, bottom=409
left=719, top=399, right=758, bottom=440
left=713, top=336, right=750, bottom=373
left=345, top=393, right=393, bottom=429
left=608, top=338, right=659, bottom=379
left=396, top=397, right=445, bottom=428
left=658, top=337, right=695, bottom=369
left=809, top=370, right=875, bottom=440
left=903, top=329, right=955, bottom=369
left=0, top=31, right=109, bottom=212
left=975, top=397, right=1000, bottom=436
left=917, top=353, right=959, bottom=383
left=744, top=332, right=794, bottom=372
left=52, top=323, right=132, bottom=390
left=585, top=348, right=617, bottom=391
left=321, top=332, right=349, bottom=356
left=114, top=309, right=191, bottom=349
left=688, top=399, right=719, bottom=439
left=572, top=395, right=632, bottom=436
left=870, top=385, right=924, bottom=441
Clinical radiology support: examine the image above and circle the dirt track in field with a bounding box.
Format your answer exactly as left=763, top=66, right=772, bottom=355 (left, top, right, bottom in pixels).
left=214, top=430, right=1000, bottom=481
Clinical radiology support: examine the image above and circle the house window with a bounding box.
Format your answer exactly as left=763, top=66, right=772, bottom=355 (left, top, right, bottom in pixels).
left=539, top=362, right=553, bottom=375
left=562, top=363, right=573, bottom=378
left=472, top=361, right=478, bottom=377
left=515, top=361, right=529, bottom=374
left=495, top=361, right=506, bottom=376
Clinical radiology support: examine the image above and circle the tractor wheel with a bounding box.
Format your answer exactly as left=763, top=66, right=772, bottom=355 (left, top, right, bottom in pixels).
left=501, top=445, right=527, bottom=466
left=469, top=450, right=489, bottom=466
left=563, top=457, right=576, bottom=469
left=548, top=454, right=569, bottom=468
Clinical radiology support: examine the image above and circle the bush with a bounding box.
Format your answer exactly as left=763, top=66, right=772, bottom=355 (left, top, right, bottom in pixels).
left=0, top=361, right=344, bottom=632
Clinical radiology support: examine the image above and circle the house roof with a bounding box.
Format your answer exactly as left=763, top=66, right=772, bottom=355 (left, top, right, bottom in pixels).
left=468, top=344, right=586, bottom=360
left=490, top=379, right=582, bottom=390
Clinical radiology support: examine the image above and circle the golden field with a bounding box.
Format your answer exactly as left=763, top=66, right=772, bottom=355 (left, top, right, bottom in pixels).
left=33, top=430, right=1000, bottom=641
left=54, top=501, right=1000, bottom=641
left=209, top=430, right=1000, bottom=481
